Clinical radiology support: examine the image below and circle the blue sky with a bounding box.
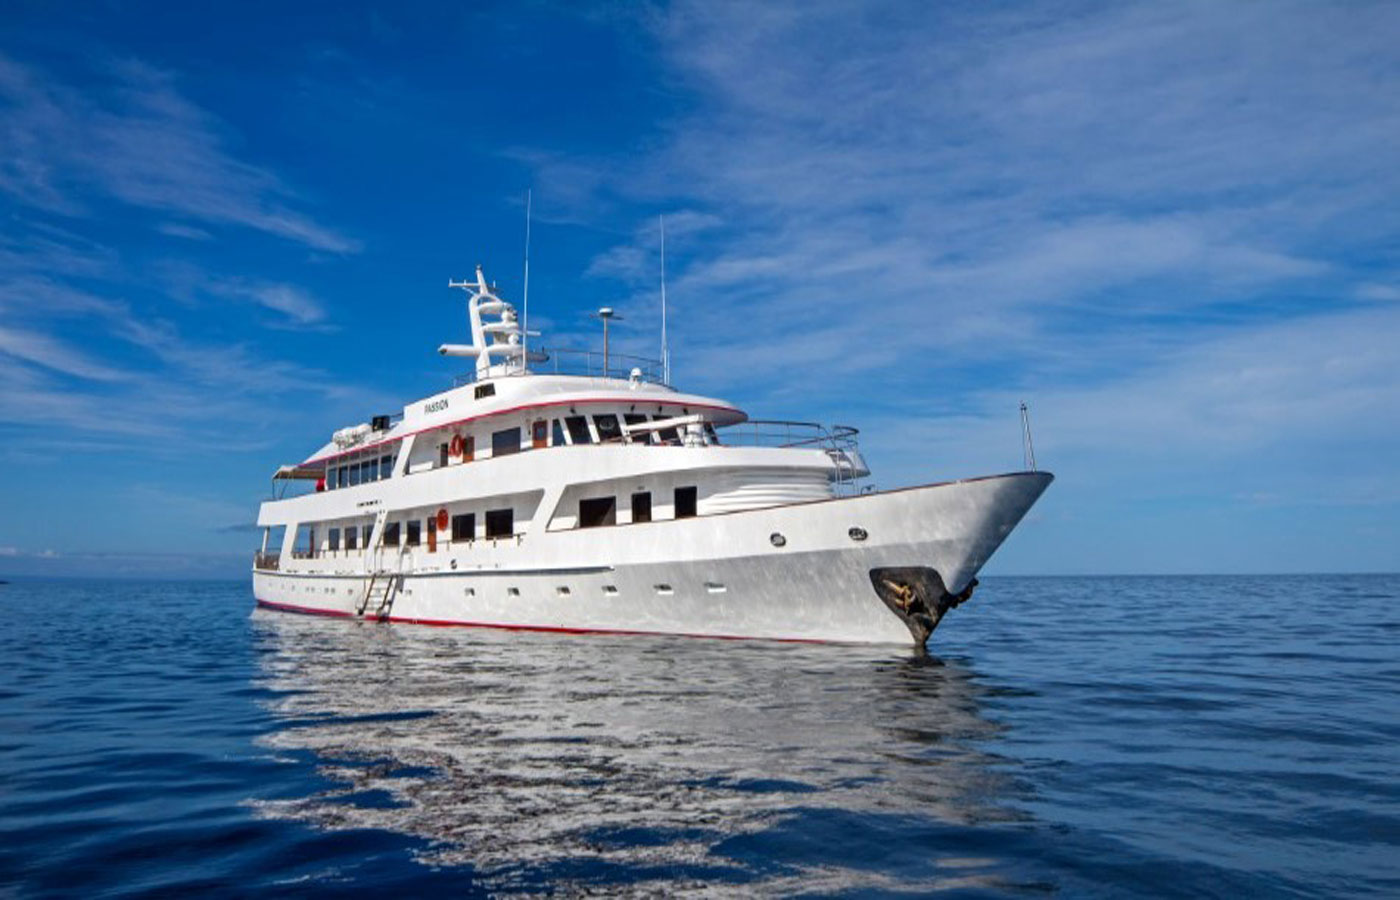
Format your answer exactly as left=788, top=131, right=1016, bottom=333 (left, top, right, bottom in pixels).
left=1, top=0, right=1397, bottom=578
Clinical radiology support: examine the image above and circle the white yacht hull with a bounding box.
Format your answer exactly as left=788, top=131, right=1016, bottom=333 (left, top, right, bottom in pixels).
left=253, top=471, right=1051, bottom=646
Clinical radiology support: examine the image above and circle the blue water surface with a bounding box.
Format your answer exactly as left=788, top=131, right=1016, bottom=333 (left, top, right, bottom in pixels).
left=1, top=576, right=1397, bottom=897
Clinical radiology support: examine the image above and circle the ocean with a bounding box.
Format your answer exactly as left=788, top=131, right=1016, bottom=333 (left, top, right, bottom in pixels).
left=1, top=575, right=1396, bottom=897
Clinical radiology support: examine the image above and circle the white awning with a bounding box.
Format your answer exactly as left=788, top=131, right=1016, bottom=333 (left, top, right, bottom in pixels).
left=273, top=464, right=325, bottom=480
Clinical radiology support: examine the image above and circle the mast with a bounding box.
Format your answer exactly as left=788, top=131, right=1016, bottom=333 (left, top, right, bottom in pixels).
left=660, top=215, right=669, bottom=384
left=522, top=189, right=531, bottom=369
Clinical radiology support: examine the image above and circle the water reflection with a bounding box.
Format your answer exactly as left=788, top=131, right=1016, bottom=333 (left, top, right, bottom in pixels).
left=250, top=611, right=1028, bottom=893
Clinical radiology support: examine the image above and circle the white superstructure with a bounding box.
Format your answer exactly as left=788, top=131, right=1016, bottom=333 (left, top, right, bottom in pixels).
left=253, top=266, right=1052, bottom=647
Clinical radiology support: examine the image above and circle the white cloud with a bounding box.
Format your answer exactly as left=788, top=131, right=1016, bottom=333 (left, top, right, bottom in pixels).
left=0, top=54, right=358, bottom=253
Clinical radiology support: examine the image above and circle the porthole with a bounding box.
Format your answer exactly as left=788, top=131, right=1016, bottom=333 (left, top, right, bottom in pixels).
left=507, top=587, right=520, bottom=597
left=603, top=585, right=619, bottom=596
left=705, top=582, right=727, bottom=594
left=557, top=586, right=571, bottom=597
left=848, top=526, right=868, bottom=542
left=464, top=587, right=475, bottom=597
left=654, top=584, right=674, bottom=596
left=770, top=532, right=787, bottom=547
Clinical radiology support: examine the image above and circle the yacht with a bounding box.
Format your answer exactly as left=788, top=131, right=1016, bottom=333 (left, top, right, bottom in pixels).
left=253, top=266, right=1052, bottom=647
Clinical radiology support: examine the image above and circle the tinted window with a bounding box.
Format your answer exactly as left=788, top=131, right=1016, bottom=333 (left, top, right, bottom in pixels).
left=631, top=492, right=652, bottom=523
left=485, top=508, right=514, bottom=538
left=383, top=521, right=400, bottom=546
left=475, top=383, right=496, bottom=400
left=345, top=526, right=358, bottom=550
left=439, top=443, right=450, bottom=467
left=624, top=413, right=650, bottom=443
left=579, top=497, right=616, bottom=528
left=336, top=466, right=347, bottom=489
left=492, top=427, right=521, bottom=457
left=328, top=527, right=341, bottom=551
left=675, top=486, right=698, bottom=519
left=565, top=415, right=592, bottom=444
left=349, top=461, right=361, bottom=486
left=381, top=455, right=394, bottom=479
left=654, top=414, right=680, bottom=444
left=406, top=520, right=421, bottom=546
left=451, top=513, right=475, bottom=541
left=552, top=419, right=565, bottom=446
left=594, top=414, right=622, bottom=442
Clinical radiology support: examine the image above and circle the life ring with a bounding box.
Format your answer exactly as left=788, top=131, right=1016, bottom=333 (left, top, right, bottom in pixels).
left=436, top=508, right=449, bottom=531
left=449, top=434, right=464, bottom=458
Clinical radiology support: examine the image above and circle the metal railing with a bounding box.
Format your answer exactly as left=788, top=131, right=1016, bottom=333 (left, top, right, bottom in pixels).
left=453, top=346, right=665, bottom=386
left=253, top=552, right=280, bottom=571
left=716, top=420, right=867, bottom=494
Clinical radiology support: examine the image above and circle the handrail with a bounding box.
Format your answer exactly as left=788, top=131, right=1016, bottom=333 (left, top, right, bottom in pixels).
left=453, top=346, right=665, bottom=386
left=716, top=419, right=859, bottom=450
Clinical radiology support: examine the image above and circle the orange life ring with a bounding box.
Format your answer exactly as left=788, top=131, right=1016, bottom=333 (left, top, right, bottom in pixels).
left=436, top=508, right=449, bottom=531
left=449, top=434, right=464, bottom=458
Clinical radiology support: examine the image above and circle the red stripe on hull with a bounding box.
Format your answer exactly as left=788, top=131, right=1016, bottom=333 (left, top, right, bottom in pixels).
left=254, top=598, right=830, bottom=644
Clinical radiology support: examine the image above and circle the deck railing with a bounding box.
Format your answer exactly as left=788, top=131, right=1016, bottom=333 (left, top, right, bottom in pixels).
left=716, top=420, right=867, bottom=493
left=453, top=346, right=665, bottom=386
left=253, top=552, right=280, bottom=571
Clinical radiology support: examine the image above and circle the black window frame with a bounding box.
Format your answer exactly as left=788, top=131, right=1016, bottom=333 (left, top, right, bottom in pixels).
left=383, top=521, right=400, bottom=546
left=631, top=491, right=652, bottom=523
left=475, top=382, right=496, bottom=400
left=594, top=414, right=623, bottom=443
left=485, top=508, right=514, bottom=539
left=406, top=519, right=421, bottom=546
left=328, top=527, right=341, bottom=551
left=492, top=427, right=522, bottom=457
left=578, top=496, right=617, bottom=528
left=451, top=512, right=476, bottom=542
left=564, top=415, right=593, bottom=445
left=675, top=486, right=698, bottom=519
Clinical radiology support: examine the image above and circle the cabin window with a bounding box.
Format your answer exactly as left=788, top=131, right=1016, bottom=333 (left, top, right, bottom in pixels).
left=624, top=413, right=650, bottom=443
left=451, top=513, right=475, bottom=542
left=594, top=414, right=623, bottom=443
left=383, top=521, right=400, bottom=546
left=328, top=528, right=341, bottom=552
left=475, top=383, right=496, bottom=400
left=531, top=420, right=548, bottom=449
left=564, top=415, right=592, bottom=445
left=675, top=486, right=698, bottom=519
left=380, top=455, right=394, bottom=480
left=631, top=492, right=652, bottom=523
left=704, top=423, right=720, bottom=445
left=349, top=462, right=361, bottom=486
left=492, top=427, right=521, bottom=457
left=337, top=466, right=347, bottom=489
left=366, top=460, right=378, bottom=482
left=552, top=419, right=565, bottom=447
left=345, top=526, right=358, bottom=551
left=578, top=497, right=616, bottom=528
left=294, top=524, right=316, bottom=558
left=263, top=525, right=286, bottom=554
left=485, top=508, right=514, bottom=538
left=362, top=524, right=373, bottom=547
left=406, top=520, right=421, bottom=546
left=654, top=414, right=680, bottom=444
left=439, top=443, right=450, bottom=467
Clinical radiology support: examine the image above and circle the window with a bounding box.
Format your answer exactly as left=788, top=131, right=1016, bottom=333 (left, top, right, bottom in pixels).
left=363, top=460, right=376, bottom=483
left=349, top=462, right=361, bottom=486
left=451, top=513, right=475, bottom=542
left=383, top=521, right=400, bottom=546
left=362, top=524, right=373, bottom=547
left=345, top=526, right=358, bottom=551
left=624, top=413, right=650, bottom=443
left=294, top=524, right=316, bottom=558
left=594, top=414, right=623, bottom=442
left=631, top=491, right=652, bottom=523
left=328, top=527, right=341, bottom=552
left=531, top=420, right=548, bottom=449
left=475, top=382, right=496, bottom=400
left=485, top=508, right=514, bottom=538
left=439, top=442, right=450, bottom=468
left=336, top=466, right=347, bottom=489
left=578, top=497, right=616, bottom=528
left=263, top=525, right=286, bottom=554
left=552, top=419, right=565, bottom=447
left=565, top=415, right=592, bottom=445
left=406, top=519, right=421, bottom=546
left=675, top=486, right=698, bottom=519
left=492, top=427, right=521, bottom=458
left=654, top=414, right=680, bottom=444
left=380, top=455, right=394, bottom=480
left=704, top=423, right=721, bottom=445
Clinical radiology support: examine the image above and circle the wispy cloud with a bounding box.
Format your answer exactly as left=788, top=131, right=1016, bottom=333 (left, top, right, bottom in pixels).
left=0, top=53, right=359, bottom=253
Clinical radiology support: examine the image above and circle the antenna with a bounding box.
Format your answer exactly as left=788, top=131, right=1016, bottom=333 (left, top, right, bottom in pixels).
left=660, top=214, right=669, bottom=384
left=522, top=189, right=532, bottom=369
left=590, top=307, right=623, bottom=378
left=1020, top=401, right=1037, bottom=472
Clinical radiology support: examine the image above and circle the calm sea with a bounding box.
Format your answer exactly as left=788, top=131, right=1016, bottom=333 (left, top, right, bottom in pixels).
left=1, top=575, right=1396, bottom=897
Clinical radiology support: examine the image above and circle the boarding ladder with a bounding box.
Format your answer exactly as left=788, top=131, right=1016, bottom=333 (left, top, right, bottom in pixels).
left=356, top=509, right=405, bottom=619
